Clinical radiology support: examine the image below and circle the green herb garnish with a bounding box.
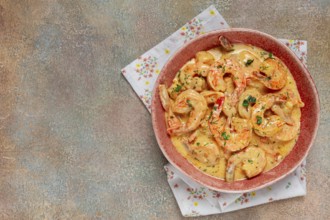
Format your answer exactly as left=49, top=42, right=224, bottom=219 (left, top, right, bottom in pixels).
left=207, top=110, right=213, bottom=120
left=245, top=59, right=254, bottom=66
left=221, top=132, right=230, bottom=140
left=269, top=52, right=273, bottom=59
left=242, top=99, right=249, bottom=107
left=247, top=95, right=256, bottom=104
left=242, top=95, right=256, bottom=107
left=256, top=116, right=262, bottom=125
left=174, top=84, right=182, bottom=92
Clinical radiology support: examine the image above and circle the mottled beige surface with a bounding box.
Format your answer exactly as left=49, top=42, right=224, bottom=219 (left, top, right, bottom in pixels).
left=0, top=0, right=329, bottom=219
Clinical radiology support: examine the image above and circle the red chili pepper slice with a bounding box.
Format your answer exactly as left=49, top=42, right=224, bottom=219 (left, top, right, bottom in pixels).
left=216, top=96, right=225, bottom=106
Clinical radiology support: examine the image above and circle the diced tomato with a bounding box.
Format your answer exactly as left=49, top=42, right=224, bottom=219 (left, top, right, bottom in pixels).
left=216, top=97, right=225, bottom=106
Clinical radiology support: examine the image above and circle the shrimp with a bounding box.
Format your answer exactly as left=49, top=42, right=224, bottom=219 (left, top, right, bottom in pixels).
left=221, top=77, right=237, bottom=117
left=221, top=117, right=253, bottom=152
left=219, top=35, right=233, bottom=52
left=195, top=62, right=212, bottom=77
left=196, top=51, right=215, bottom=66
left=272, top=92, right=304, bottom=141
left=274, top=119, right=300, bottom=141
left=158, top=85, right=183, bottom=135
left=271, top=89, right=305, bottom=125
left=207, top=56, right=247, bottom=117
left=208, top=96, right=252, bottom=153
left=207, top=97, right=232, bottom=159
left=170, top=89, right=208, bottom=135
left=207, top=57, right=246, bottom=95
left=179, top=64, right=206, bottom=92
left=223, top=79, right=248, bottom=118
left=208, top=97, right=226, bottom=144
left=223, top=57, right=247, bottom=117
left=226, top=146, right=267, bottom=182
left=238, top=88, right=261, bottom=119
left=167, top=70, right=185, bottom=100
left=178, top=51, right=215, bottom=91
left=200, top=91, right=224, bottom=105
left=165, top=99, right=183, bottom=135
left=236, top=50, right=262, bottom=77
left=222, top=93, right=238, bottom=118
left=254, top=58, right=287, bottom=90
left=168, top=82, right=183, bottom=100
left=159, top=84, right=171, bottom=112
left=224, top=76, right=235, bottom=93
left=251, top=94, right=286, bottom=137
left=206, top=62, right=227, bottom=92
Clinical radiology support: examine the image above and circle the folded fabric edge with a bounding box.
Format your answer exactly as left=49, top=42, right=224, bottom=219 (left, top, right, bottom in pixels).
left=165, top=161, right=307, bottom=216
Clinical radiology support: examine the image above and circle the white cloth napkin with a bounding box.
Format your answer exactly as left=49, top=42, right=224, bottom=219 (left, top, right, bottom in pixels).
left=121, top=5, right=308, bottom=217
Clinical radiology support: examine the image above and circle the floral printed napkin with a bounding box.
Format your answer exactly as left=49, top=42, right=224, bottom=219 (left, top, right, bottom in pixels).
left=121, top=5, right=308, bottom=217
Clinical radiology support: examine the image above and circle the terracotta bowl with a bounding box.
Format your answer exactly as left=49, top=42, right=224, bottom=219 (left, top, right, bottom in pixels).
left=151, top=28, right=320, bottom=193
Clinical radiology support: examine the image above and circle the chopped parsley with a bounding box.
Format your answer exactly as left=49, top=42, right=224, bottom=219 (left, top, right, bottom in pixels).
left=196, top=142, right=200, bottom=146
left=242, top=99, right=249, bottom=107
left=256, top=116, right=262, bottom=125
left=242, top=95, right=256, bottom=107
left=207, top=110, right=213, bottom=120
left=260, top=51, right=268, bottom=57
left=173, top=84, right=182, bottom=92
left=248, top=159, right=253, bottom=164
left=217, top=65, right=222, bottom=69
left=245, top=59, right=254, bottom=67
left=221, top=132, right=230, bottom=140
left=248, top=96, right=256, bottom=103
left=260, top=51, right=273, bottom=60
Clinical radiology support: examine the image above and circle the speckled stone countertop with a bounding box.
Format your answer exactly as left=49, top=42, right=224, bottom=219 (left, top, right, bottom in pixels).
left=0, top=1, right=329, bottom=219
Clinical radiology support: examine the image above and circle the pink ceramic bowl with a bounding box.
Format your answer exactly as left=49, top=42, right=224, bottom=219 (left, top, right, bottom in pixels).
left=151, top=28, right=320, bottom=193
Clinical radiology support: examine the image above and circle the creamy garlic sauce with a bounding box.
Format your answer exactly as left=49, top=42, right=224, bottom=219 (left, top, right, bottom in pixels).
left=166, top=43, right=303, bottom=181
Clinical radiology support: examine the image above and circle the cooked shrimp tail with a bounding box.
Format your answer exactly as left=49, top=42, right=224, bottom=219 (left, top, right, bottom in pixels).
left=219, top=35, right=234, bottom=52
left=159, top=84, right=171, bottom=112
left=171, top=89, right=208, bottom=135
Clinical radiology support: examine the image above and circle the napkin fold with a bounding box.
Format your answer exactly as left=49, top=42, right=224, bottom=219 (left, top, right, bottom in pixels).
left=121, top=5, right=308, bottom=217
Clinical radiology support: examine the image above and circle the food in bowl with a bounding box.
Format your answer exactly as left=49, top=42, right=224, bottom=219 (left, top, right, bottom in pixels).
left=158, top=36, right=304, bottom=182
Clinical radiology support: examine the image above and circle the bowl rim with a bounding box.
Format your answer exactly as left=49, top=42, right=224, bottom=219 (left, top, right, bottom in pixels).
left=151, top=28, right=320, bottom=193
